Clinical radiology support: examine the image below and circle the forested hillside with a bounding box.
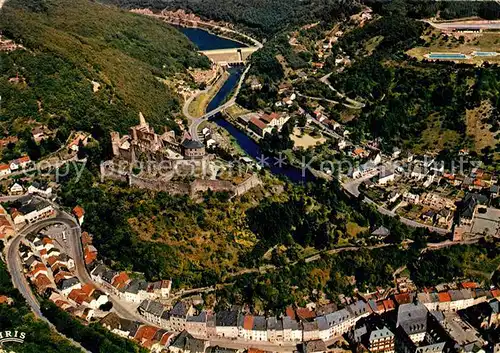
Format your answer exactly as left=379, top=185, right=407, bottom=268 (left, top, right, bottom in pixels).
left=99, top=0, right=360, bottom=37
left=0, top=0, right=209, bottom=159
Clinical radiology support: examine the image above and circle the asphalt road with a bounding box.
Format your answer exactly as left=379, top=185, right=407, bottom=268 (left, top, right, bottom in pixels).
left=5, top=208, right=142, bottom=323
left=5, top=216, right=90, bottom=352
left=342, top=175, right=450, bottom=235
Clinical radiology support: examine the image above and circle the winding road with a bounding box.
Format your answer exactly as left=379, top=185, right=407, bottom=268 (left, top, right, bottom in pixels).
left=5, top=213, right=90, bottom=351
left=5, top=205, right=143, bottom=324
left=342, top=175, right=450, bottom=235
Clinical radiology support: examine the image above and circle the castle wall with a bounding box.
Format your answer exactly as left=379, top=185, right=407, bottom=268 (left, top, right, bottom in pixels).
left=101, top=161, right=261, bottom=198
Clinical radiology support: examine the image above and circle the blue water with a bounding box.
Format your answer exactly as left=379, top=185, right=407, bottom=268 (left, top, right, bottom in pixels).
left=213, top=118, right=314, bottom=183
left=207, top=67, right=243, bottom=112
left=475, top=52, right=497, bottom=57
left=206, top=69, right=313, bottom=183
left=178, top=27, right=246, bottom=51
left=177, top=26, right=312, bottom=182
left=428, top=53, right=467, bottom=59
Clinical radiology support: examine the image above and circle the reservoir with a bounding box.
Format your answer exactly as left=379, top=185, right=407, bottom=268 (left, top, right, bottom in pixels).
left=177, top=27, right=246, bottom=51
left=177, top=27, right=313, bottom=182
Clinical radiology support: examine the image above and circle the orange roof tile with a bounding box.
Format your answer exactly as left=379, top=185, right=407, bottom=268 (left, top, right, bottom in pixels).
left=15, top=156, right=31, bottom=164
left=111, top=272, right=130, bottom=288
left=285, top=306, right=296, bottom=319
left=249, top=117, right=267, bottom=130
left=296, top=307, right=316, bottom=320
left=394, top=293, right=411, bottom=304
left=0, top=164, right=10, bottom=171
left=30, top=263, right=48, bottom=277
left=383, top=299, right=396, bottom=311
left=54, top=271, right=72, bottom=284
left=73, top=205, right=85, bottom=218
left=84, top=247, right=97, bottom=265
left=33, top=274, right=52, bottom=291
left=461, top=282, right=478, bottom=289
left=46, top=256, right=58, bottom=267
left=134, top=325, right=159, bottom=342
left=80, top=283, right=96, bottom=297
left=159, top=332, right=175, bottom=346
left=243, top=315, right=254, bottom=330
left=42, top=237, right=53, bottom=245
left=438, top=292, right=451, bottom=302
left=491, top=289, right=500, bottom=298
left=248, top=349, right=265, bottom=353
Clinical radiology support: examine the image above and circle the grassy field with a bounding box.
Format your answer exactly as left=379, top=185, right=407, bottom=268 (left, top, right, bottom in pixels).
left=225, top=103, right=251, bottom=118
left=413, top=114, right=462, bottom=153
left=465, top=100, right=500, bottom=161
left=407, top=28, right=500, bottom=64
left=290, top=127, right=326, bottom=149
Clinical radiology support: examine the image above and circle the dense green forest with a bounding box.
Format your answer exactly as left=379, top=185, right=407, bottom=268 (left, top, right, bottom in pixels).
left=0, top=258, right=85, bottom=353
left=59, top=161, right=441, bottom=289
left=215, top=240, right=500, bottom=313
left=99, top=0, right=500, bottom=37
left=0, top=0, right=209, bottom=160
left=99, top=0, right=360, bottom=37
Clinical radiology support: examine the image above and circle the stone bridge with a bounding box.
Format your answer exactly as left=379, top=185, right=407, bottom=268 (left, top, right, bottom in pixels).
left=200, top=47, right=259, bottom=65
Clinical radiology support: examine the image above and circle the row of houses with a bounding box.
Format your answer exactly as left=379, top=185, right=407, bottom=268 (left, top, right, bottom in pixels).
left=20, top=231, right=110, bottom=321
left=9, top=195, right=55, bottom=225
left=0, top=155, right=31, bottom=176
left=366, top=285, right=500, bottom=316
left=239, top=112, right=291, bottom=137
left=89, top=262, right=172, bottom=303
left=351, top=293, right=500, bottom=353
left=137, top=299, right=371, bottom=343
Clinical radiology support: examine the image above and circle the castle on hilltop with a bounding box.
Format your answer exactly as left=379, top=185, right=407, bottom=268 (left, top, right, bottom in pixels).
left=110, top=113, right=205, bottom=164
left=103, top=113, right=261, bottom=198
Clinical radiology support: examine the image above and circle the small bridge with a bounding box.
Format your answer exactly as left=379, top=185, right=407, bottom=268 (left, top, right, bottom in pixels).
left=200, top=47, right=259, bottom=65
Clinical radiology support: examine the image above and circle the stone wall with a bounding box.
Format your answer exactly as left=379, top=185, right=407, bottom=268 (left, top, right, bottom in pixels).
left=100, top=161, right=261, bottom=198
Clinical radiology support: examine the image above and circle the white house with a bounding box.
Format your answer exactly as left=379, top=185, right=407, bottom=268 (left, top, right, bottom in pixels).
left=0, top=164, right=11, bottom=177
left=9, top=183, right=24, bottom=195
left=10, top=156, right=31, bottom=171
left=206, top=139, right=217, bottom=148
left=302, top=321, right=319, bottom=341
left=14, top=199, right=54, bottom=225
left=27, top=183, right=53, bottom=198
left=350, top=162, right=378, bottom=179
left=215, top=311, right=239, bottom=339
left=377, top=169, right=395, bottom=185
left=72, top=205, right=85, bottom=226
left=403, top=192, right=420, bottom=204
left=316, top=316, right=331, bottom=341
left=337, top=139, right=347, bottom=150
left=282, top=317, right=302, bottom=342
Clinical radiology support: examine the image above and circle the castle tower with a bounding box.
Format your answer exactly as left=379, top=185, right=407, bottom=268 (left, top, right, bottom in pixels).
left=110, top=131, right=121, bottom=157
left=139, top=112, right=147, bottom=126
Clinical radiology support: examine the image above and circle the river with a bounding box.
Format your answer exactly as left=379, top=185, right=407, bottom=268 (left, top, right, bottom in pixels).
left=177, top=27, right=313, bottom=182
